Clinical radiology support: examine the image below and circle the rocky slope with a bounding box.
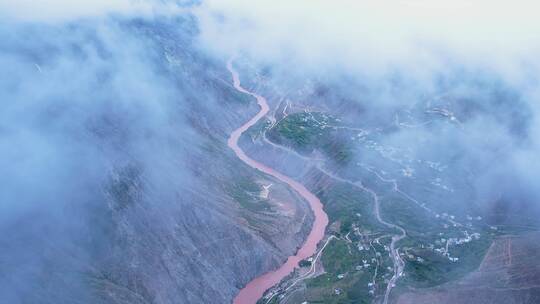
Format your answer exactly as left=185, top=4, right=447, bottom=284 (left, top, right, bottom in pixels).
left=0, top=16, right=312, bottom=304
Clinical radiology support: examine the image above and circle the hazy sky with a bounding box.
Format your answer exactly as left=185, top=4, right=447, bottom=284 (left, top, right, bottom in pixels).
left=0, top=0, right=187, bottom=22
left=195, top=0, right=540, bottom=78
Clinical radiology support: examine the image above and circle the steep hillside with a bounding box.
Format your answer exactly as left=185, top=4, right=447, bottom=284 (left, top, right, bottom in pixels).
left=0, top=16, right=312, bottom=304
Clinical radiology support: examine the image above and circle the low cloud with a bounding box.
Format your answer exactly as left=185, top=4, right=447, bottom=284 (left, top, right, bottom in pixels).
left=0, top=0, right=189, bottom=22
left=0, top=4, right=198, bottom=301
left=195, top=1, right=540, bottom=77
left=194, top=0, right=540, bottom=220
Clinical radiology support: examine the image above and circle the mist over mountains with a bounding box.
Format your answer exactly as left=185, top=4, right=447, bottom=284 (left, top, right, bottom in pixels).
left=1, top=13, right=193, bottom=302
left=196, top=0, right=540, bottom=216
left=1, top=1, right=540, bottom=303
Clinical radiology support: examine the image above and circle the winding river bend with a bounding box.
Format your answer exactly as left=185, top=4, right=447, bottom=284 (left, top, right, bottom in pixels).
left=227, top=60, right=329, bottom=304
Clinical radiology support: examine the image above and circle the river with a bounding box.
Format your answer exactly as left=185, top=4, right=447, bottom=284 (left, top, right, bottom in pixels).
left=226, top=59, right=329, bottom=304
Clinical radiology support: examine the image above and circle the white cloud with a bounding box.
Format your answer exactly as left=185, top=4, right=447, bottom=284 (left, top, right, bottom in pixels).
left=0, top=0, right=183, bottom=22
left=194, top=0, right=540, bottom=75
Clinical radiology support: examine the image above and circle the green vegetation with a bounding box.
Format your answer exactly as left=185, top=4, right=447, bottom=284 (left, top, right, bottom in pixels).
left=226, top=177, right=271, bottom=213
left=293, top=182, right=395, bottom=302
left=267, top=112, right=353, bottom=165
left=244, top=117, right=272, bottom=140
left=252, top=109, right=498, bottom=303
left=378, top=192, right=441, bottom=236
left=268, top=112, right=333, bottom=151
left=320, top=241, right=357, bottom=275
left=299, top=259, right=312, bottom=268
left=317, top=183, right=390, bottom=234
left=403, top=235, right=492, bottom=287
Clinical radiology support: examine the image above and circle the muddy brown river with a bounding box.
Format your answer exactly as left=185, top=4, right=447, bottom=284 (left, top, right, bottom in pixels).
left=227, top=60, right=329, bottom=304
